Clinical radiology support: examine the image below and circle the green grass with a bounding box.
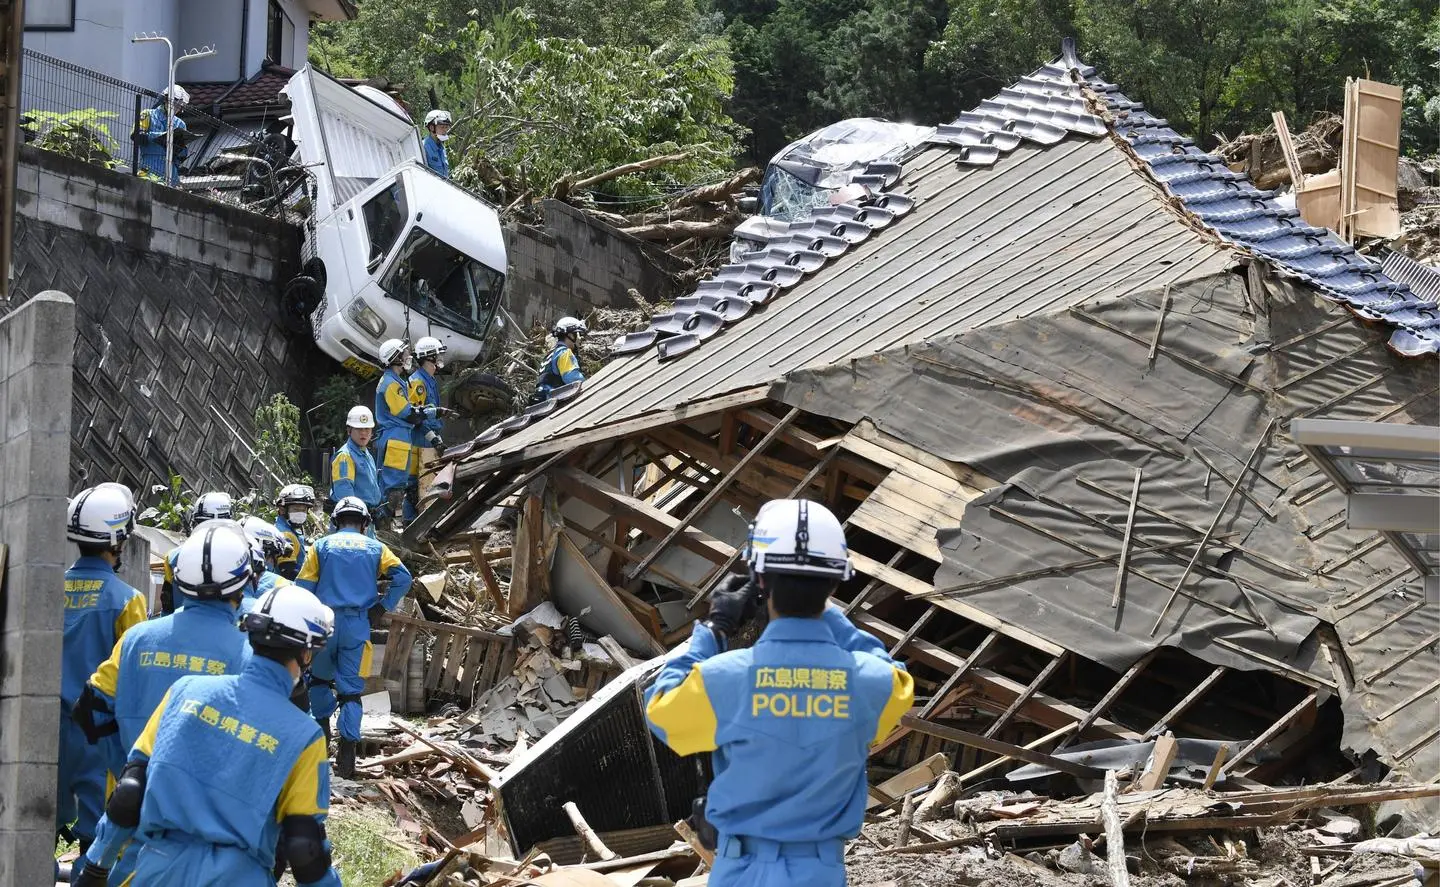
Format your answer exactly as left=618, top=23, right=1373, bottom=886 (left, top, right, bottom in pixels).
left=327, top=803, right=423, bottom=887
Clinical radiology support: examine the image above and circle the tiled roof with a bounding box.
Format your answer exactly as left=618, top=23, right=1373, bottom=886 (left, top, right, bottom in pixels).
left=182, top=64, right=295, bottom=111
left=450, top=40, right=1431, bottom=465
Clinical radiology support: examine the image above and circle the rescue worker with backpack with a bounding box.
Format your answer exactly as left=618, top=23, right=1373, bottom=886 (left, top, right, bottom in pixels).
left=73, top=584, right=344, bottom=887
left=644, top=499, right=915, bottom=887
left=296, top=497, right=413, bottom=777
left=73, top=523, right=255, bottom=885
left=59, top=484, right=149, bottom=854
left=536, top=316, right=587, bottom=401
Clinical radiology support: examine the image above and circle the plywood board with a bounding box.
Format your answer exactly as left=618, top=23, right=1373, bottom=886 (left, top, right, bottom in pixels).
left=1351, top=79, right=1402, bottom=238
left=551, top=533, right=666, bottom=657
left=1298, top=170, right=1342, bottom=232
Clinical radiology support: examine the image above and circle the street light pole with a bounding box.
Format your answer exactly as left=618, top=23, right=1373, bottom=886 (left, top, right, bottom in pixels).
left=130, top=34, right=215, bottom=185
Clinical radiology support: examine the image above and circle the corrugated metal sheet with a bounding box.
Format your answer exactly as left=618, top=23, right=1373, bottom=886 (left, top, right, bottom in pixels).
left=1381, top=250, right=1440, bottom=302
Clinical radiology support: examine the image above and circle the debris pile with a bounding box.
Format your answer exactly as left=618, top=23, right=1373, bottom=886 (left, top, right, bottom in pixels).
left=1217, top=115, right=1344, bottom=190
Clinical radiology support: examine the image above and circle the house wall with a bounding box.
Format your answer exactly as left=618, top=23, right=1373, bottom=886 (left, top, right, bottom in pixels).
left=176, top=0, right=247, bottom=83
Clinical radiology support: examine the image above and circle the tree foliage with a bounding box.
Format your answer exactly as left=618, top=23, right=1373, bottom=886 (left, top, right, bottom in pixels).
left=315, top=0, right=1439, bottom=173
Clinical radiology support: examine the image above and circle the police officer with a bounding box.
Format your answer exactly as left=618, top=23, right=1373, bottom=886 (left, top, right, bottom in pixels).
left=374, top=339, right=435, bottom=529
left=133, top=85, right=189, bottom=184
left=160, top=490, right=236, bottom=615
left=241, top=516, right=295, bottom=615
left=330, top=405, right=382, bottom=527
left=74, top=523, right=255, bottom=885
left=73, top=584, right=343, bottom=887
left=422, top=110, right=452, bottom=178
left=274, top=483, right=318, bottom=580
left=644, top=499, right=914, bottom=887
left=407, top=335, right=447, bottom=520
left=59, top=485, right=149, bottom=853
left=296, top=497, right=413, bottom=777
left=537, top=316, right=587, bottom=400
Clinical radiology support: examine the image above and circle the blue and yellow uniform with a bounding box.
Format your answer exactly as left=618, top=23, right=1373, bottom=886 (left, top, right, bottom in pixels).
left=85, top=598, right=251, bottom=883
left=296, top=530, right=411, bottom=742
left=374, top=368, right=420, bottom=499
left=134, top=106, right=188, bottom=185
left=274, top=514, right=309, bottom=580
left=240, top=569, right=293, bottom=620
left=329, top=438, right=381, bottom=515
left=406, top=365, right=444, bottom=520
left=60, top=556, right=148, bottom=842
left=84, top=657, right=342, bottom=886
left=537, top=343, right=584, bottom=400
left=645, top=607, right=913, bottom=887
left=422, top=134, right=449, bottom=178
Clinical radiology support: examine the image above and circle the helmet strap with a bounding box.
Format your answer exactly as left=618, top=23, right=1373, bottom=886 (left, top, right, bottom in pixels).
left=794, top=500, right=811, bottom=568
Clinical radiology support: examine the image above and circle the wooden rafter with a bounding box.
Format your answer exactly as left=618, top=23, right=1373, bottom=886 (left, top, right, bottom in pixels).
left=1058, top=650, right=1156, bottom=748
left=982, top=653, right=1067, bottom=739
left=626, top=408, right=800, bottom=582
left=1143, top=666, right=1227, bottom=740
left=1221, top=690, right=1321, bottom=777
left=553, top=465, right=735, bottom=565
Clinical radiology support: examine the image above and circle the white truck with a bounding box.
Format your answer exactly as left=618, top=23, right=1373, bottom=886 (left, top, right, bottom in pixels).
left=280, top=66, right=508, bottom=379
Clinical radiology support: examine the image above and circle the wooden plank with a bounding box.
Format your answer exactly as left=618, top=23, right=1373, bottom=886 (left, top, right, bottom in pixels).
left=1203, top=743, right=1229, bottom=790
left=1222, top=690, right=1320, bottom=776
left=471, top=537, right=507, bottom=612
left=1144, top=666, right=1226, bottom=739
left=424, top=630, right=452, bottom=689
left=847, top=419, right=998, bottom=491
left=554, top=464, right=736, bottom=564
left=1134, top=732, right=1179, bottom=792
left=455, top=386, right=772, bottom=480
left=854, top=613, right=1143, bottom=742
left=1113, top=468, right=1142, bottom=607
left=1361, top=630, right=1440, bottom=685
left=599, top=635, right=641, bottom=671
left=871, top=632, right=997, bottom=756
left=848, top=500, right=941, bottom=561
left=612, top=585, right=665, bottom=640
left=626, top=407, right=799, bottom=581
left=384, top=620, right=415, bottom=682
left=958, top=724, right=1075, bottom=784
left=459, top=637, right=486, bottom=697
left=867, top=753, right=949, bottom=808
left=839, top=434, right=985, bottom=506
left=386, top=612, right=510, bottom=643
left=441, top=630, right=467, bottom=694
left=900, top=716, right=1104, bottom=778
left=850, top=552, right=1066, bottom=658
left=477, top=638, right=504, bottom=695
left=983, top=653, right=1066, bottom=739
left=1272, top=110, right=1306, bottom=190
left=867, top=470, right=970, bottom=526
left=1063, top=651, right=1156, bottom=746
left=1377, top=676, right=1440, bottom=722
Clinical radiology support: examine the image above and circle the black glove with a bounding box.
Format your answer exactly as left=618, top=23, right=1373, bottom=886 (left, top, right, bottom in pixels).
left=368, top=603, right=388, bottom=630
left=73, top=862, right=110, bottom=887
left=706, top=574, right=758, bottom=636
left=688, top=796, right=718, bottom=851
left=431, top=437, right=446, bottom=457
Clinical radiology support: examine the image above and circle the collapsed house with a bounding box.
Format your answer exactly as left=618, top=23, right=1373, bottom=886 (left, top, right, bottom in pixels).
left=411, top=40, right=1440, bottom=856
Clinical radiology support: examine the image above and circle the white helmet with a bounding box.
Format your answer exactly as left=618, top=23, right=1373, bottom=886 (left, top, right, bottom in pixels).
left=93, top=482, right=137, bottom=536
left=242, top=584, right=334, bottom=651
left=276, top=483, right=317, bottom=509
left=379, top=338, right=409, bottom=366
left=185, top=491, right=234, bottom=534
left=173, top=522, right=255, bottom=600
left=332, top=496, right=370, bottom=524
left=743, top=499, right=853, bottom=580
left=242, top=515, right=293, bottom=561
left=413, top=336, right=446, bottom=362
left=66, top=485, right=135, bottom=548
left=346, top=405, right=375, bottom=429
left=161, top=84, right=190, bottom=104
left=553, top=317, right=587, bottom=339
left=424, top=109, right=452, bottom=127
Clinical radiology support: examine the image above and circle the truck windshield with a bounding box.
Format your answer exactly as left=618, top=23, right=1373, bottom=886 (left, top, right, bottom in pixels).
left=362, top=181, right=408, bottom=268
left=378, top=227, right=504, bottom=339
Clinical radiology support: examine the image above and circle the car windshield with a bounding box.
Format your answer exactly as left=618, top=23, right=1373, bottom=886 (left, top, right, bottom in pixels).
left=378, top=227, right=504, bottom=339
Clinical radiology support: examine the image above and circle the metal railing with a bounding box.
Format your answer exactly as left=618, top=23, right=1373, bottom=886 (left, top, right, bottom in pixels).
left=20, top=48, right=312, bottom=222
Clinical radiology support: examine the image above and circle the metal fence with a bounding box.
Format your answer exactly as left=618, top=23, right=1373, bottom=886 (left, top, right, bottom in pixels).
left=20, top=48, right=312, bottom=222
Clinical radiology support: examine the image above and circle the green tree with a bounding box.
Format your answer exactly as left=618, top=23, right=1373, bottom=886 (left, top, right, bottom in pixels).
left=924, top=0, right=1076, bottom=119
left=444, top=10, right=743, bottom=202
left=253, top=393, right=309, bottom=502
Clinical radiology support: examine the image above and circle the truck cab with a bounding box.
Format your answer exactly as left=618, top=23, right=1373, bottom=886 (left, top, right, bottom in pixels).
left=281, top=66, right=506, bottom=378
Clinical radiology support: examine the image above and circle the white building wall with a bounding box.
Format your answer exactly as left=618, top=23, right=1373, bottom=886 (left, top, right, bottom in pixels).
left=177, top=0, right=247, bottom=84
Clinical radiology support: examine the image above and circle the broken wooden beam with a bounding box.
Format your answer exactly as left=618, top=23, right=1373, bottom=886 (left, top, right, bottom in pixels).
left=1102, top=770, right=1131, bottom=887
left=564, top=801, right=618, bottom=861
left=899, top=715, right=1105, bottom=779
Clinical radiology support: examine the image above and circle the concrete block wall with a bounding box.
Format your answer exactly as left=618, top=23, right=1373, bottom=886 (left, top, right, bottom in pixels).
left=0, top=291, right=75, bottom=887
left=504, top=199, right=687, bottom=333
left=12, top=145, right=292, bottom=280
left=7, top=147, right=322, bottom=498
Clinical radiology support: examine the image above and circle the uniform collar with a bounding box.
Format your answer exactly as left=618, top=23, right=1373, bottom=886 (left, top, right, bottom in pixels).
left=180, top=598, right=239, bottom=619
left=344, top=439, right=371, bottom=458
left=71, top=556, right=116, bottom=574
left=337, top=527, right=364, bottom=537
left=757, top=616, right=836, bottom=645
left=413, top=366, right=435, bottom=384
left=242, top=655, right=298, bottom=695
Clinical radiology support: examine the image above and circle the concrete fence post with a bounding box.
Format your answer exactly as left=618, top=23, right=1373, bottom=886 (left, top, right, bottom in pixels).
left=0, top=290, right=76, bottom=886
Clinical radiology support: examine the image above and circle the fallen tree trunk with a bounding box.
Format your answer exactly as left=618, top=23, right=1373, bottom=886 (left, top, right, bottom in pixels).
left=672, top=167, right=762, bottom=208
left=553, top=152, right=691, bottom=201
left=620, top=218, right=738, bottom=241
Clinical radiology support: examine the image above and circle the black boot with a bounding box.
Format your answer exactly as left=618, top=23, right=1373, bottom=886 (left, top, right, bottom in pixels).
left=317, top=716, right=332, bottom=744
left=336, top=738, right=357, bottom=779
